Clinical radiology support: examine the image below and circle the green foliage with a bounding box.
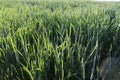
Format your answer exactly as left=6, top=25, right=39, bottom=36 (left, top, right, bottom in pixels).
left=0, top=0, right=120, bottom=80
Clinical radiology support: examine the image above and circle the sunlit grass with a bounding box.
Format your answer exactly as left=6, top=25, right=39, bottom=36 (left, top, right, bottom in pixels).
left=0, top=0, right=120, bottom=80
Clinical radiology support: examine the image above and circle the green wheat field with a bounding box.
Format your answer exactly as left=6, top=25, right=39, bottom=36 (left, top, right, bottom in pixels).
left=0, top=0, right=120, bottom=80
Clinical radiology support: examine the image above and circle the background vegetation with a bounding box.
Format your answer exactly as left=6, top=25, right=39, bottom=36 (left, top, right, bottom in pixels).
left=0, top=0, right=120, bottom=80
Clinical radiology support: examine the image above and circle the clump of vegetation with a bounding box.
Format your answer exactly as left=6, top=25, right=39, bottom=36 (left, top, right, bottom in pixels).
left=0, top=0, right=120, bottom=80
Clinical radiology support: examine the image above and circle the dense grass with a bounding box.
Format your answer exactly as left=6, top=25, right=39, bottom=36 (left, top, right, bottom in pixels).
left=0, top=0, right=120, bottom=80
